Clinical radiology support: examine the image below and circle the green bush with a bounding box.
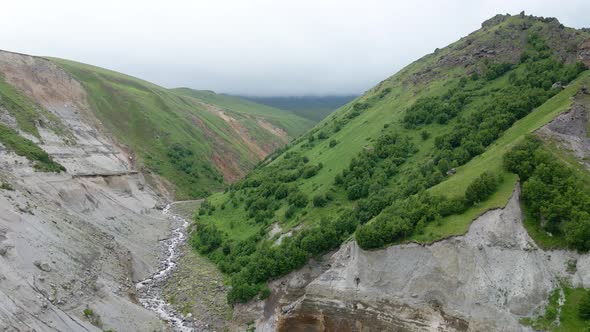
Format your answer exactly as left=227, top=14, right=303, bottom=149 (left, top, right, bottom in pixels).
left=312, top=194, right=327, bottom=207
left=579, top=292, right=590, bottom=320
left=259, top=285, right=271, bottom=300
left=302, top=164, right=321, bottom=178
left=284, top=205, right=297, bottom=219
left=83, top=308, right=93, bottom=318
left=420, top=130, right=430, bottom=140
left=0, top=182, right=13, bottom=191
left=504, top=137, right=590, bottom=251
left=464, top=172, right=499, bottom=205
left=190, top=223, right=223, bottom=254
left=287, top=191, right=308, bottom=208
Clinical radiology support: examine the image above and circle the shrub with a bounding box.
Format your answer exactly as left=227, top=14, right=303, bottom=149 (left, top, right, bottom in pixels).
left=191, top=223, right=223, bottom=254
left=287, top=191, right=308, bottom=208
left=464, top=172, right=499, bottom=205
left=83, top=308, right=93, bottom=318
left=329, top=139, right=338, bottom=148
left=0, top=182, right=13, bottom=191
left=259, top=285, right=271, bottom=300
left=285, top=205, right=297, bottom=219
left=378, top=87, right=392, bottom=99
left=420, top=130, right=430, bottom=140
left=302, top=164, right=321, bottom=178
left=312, top=194, right=327, bottom=207
left=505, top=137, right=590, bottom=251
left=579, top=292, right=590, bottom=320
left=274, top=184, right=289, bottom=199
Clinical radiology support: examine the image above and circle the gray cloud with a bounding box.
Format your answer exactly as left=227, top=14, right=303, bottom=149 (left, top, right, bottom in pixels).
left=3, top=0, right=589, bottom=96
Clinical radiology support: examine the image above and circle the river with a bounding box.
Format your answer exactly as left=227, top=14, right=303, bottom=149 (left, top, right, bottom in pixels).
left=135, top=203, right=195, bottom=331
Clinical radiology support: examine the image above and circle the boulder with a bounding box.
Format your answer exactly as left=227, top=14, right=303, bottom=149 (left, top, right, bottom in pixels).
left=33, top=260, right=52, bottom=272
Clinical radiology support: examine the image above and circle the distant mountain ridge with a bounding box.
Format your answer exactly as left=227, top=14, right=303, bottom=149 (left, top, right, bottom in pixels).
left=236, top=95, right=358, bottom=122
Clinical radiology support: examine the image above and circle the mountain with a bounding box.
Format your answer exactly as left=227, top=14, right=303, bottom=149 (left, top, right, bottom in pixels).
left=0, top=50, right=311, bottom=330
left=44, top=58, right=314, bottom=198
left=189, top=13, right=590, bottom=330
left=236, top=95, right=358, bottom=122
left=171, top=89, right=315, bottom=137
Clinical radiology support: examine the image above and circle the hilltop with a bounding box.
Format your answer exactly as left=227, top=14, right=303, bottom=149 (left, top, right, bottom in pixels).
left=189, top=13, right=590, bottom=330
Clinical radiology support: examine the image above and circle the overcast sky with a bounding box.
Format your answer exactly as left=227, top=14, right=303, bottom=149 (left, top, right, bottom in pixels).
left=2, top=0, right=589, bottom=96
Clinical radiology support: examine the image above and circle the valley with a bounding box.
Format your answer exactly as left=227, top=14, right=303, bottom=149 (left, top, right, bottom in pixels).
left=1, top=10, right=590, bottom=332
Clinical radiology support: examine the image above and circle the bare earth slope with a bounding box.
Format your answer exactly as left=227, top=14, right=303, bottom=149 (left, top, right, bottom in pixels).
left=0, top=51, right=173, bottom=331
left=251, top=185, right=590, bottom=331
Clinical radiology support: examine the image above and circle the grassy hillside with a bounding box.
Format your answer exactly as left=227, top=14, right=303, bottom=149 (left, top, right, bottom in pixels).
left=172, top=89, right=314, bottom=136
left=51, top=59, right=313, bottom=199
left=191, top=13, right=590, bottom=303
left=0, top=75, right=65, bottom=172
left=237, top=95, right=358, bottom=122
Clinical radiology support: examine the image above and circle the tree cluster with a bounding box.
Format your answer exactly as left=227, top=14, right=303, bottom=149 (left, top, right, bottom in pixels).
left=504, top=136, right=590, bottom=251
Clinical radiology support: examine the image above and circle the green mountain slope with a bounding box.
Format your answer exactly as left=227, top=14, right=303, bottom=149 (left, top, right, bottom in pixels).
left=236, top=95, right=358, bottom=122
left=51, top=59, right=314, bottom=198
left=192, top=13, right=590, bottom=303
left=172, top=89, right=315, bottom=137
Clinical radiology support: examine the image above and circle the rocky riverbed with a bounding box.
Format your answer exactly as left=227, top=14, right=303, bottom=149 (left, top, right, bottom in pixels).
left=160, top=200, right=234, bottom=332
left=136, top=203, right=196, bottom=331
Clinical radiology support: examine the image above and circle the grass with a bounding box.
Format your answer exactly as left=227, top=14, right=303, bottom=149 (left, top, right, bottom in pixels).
left=417, top=71, right=590, bottom=242
left=522, top=287, right=590, bottom=331
left=191, top=15, right=590, bottom=305
left=0, top=122, right=65, bottom=172
left=50, top=58, right=312, bottom=199
left=197, top=40, right=590, bottom=249
left=202, top=191, right=264, bottom=242
left=172, top=89, right=315, bottom=137
left=0, top=75, right=71, bottom=140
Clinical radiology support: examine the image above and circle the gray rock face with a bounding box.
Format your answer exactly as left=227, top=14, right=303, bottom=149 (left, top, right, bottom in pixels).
left=262, top=185, right=590, bottom=331
left=33, top=260, right=52, bottom=272
left=537, top=95, right=590, bottom=170
left=0, top=51, right=174, bottom=331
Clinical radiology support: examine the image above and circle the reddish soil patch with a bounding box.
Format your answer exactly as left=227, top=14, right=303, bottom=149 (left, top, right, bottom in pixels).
left=256, top=118, right=289, bottom=143
left=212, top=152, right=245, bottom=183
left=197, top=101, right=280, bottom=159
left=191, top=115, right=247, bottom=183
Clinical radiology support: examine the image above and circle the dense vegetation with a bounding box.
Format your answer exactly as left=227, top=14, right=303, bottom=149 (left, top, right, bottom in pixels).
left=505, top=137, right=590, bottom=251
left=192, top=16, right=589, bottom=304
left=0, top=123, right=65, bottom=172
left=353, top=34, right=584, bottom=249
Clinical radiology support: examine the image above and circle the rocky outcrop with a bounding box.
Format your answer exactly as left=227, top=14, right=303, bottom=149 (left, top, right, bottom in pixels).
left=258, top=185, right=590, bottom=331
left=0, top=51, right=174, bottom=331
left=537, top=88, right=590, bottom=170
left=579, top=39, right=590, bottom=67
